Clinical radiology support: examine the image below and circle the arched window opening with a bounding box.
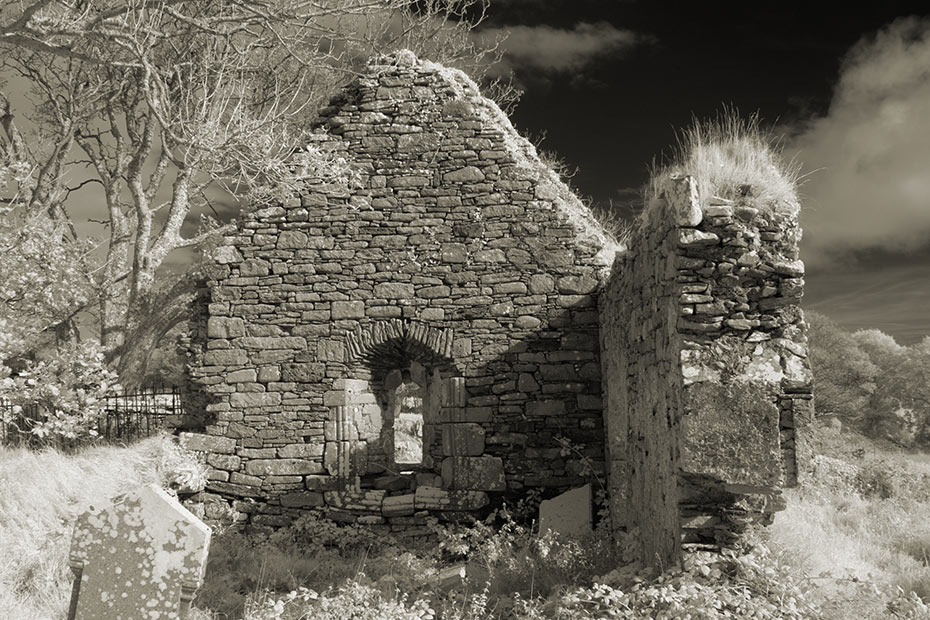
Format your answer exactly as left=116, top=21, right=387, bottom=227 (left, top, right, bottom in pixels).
left=392, top=380, right=424, bottom=465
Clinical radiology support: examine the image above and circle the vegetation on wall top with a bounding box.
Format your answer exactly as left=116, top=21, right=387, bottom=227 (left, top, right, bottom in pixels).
left=649, top=107, right=803, bottom=213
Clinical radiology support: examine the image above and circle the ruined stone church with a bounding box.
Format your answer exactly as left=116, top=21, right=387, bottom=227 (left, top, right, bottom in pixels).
left=184, top=51, right=813, bottom=566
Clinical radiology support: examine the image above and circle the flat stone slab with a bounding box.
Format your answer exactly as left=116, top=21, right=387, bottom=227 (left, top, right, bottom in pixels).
left=68, top=484, right=211, bottom=620
left=441, top=456, right=505, bottom=491
left=538, top=484, right=592, bottom=538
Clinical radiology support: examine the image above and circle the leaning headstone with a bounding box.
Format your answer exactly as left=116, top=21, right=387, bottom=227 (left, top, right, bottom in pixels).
left=67, top=484, right=211, bottom=620
left=538, top=484, right=593, bottom=538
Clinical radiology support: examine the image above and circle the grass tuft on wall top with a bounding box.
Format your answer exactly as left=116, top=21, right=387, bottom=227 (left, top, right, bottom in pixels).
left=650, top=107, right=802, bottom=212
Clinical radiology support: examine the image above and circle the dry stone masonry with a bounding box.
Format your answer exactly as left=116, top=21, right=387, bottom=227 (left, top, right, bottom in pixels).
left=185, top=51, right=812, bottom=566
left=600, top=176, right=812, bottom=566
left=185, top=50, right=617, bottom=537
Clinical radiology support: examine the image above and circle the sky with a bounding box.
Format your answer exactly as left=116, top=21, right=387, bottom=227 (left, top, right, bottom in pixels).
left=11, top=1, right=926, bottom=344
left=478, top=0, right=930, bottom=344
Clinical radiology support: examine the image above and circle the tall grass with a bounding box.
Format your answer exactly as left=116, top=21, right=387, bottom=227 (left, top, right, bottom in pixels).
left=650, top=107, right=802, bottom=210
left=769, top=425, right=930, bottom=619
left=5, top=425, right=930, bottom=619
left=0, top=435, right=204, bottom=619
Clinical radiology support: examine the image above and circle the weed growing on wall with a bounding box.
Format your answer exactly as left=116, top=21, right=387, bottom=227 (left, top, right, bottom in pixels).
left=649, top=107, right=802, bottom=211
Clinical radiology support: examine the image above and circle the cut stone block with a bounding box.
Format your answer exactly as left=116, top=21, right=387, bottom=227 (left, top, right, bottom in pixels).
left=382, top=493, right=416, bottom=517
left=179, top=432, right=236, bottom=454
left=441, top=377, right=466, bottom=407
left=278, top=443, right=324, bottom=459
left=323, top=489, right=386, bottom=511
left=244, top=459, right=324, bottom=476
left=280, top=491, right=325, bottom=508
left=437, top=406, right=493, bottom=424
left=441, top=423, right=486, bottom=456
left=332, top=300, right=365, bottom=319
left=68, top=485, right=211, bottom=620
left=538, top=484, right=592, bottom=538
left=413, top=486, right=489, bottom=511
left=206, top=316, right=245, bottom=339
left=441, top=456, right=506, bottom=491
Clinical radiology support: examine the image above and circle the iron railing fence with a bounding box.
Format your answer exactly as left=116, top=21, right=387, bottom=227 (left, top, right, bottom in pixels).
left=0, top=384, right=183, bottom=446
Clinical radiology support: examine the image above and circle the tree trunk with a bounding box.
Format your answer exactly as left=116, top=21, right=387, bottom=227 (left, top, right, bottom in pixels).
left=99, top=217, right=131, bottom=360
left=116, top=277, right=197, bottom=389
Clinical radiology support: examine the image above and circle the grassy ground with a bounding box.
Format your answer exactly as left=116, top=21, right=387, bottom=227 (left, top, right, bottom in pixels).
left=3, top=425, right=930, bottom=619
left=769, top=425, right=930, bottom=619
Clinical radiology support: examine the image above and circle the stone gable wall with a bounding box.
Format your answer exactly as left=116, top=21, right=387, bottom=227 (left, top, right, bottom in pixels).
left=186, top=52, right=619, bottom=532
left=599, top=176, right=813, bottom=566
left=185, top=52, right=811, bottom=563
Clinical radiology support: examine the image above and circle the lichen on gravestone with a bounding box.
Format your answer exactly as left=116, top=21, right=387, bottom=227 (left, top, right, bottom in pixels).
left=67, top=485, right=211, bottom=620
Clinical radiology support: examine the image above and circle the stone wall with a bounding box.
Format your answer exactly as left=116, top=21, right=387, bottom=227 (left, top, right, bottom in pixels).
left=184, top=51, right=811, bottom=560
left=599, top=195, right=682, bottom=566
left=599, top=176, right=813, bottom=566
left=185, top=51, right=620, bottom=531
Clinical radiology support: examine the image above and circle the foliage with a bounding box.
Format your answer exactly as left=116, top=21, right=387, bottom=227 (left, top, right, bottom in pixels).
left=649, top=106, right=802, bottom=210
left=853, top=329, right=930, bottom=447
left=0, top=201, right=94, bottom=358
left=0, top=340, right=117, bottom=441
left=245, top=583, right=435, bottom=620
left=806, top=311, right=879, bottom=424
left=558, top=543, right=817, bottom=620
left=196, top=512, right=419, bottom=618
left=433, top=509, right=623, bottom=601
left=770, top=423, right=930, bottom=619
left=0, top=193, right=118, bottom=442
left=807, top=311, right=930, bottom=446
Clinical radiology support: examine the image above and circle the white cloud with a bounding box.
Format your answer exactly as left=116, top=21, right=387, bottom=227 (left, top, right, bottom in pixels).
left=481, top=22, right=640, bottom=75
left=793, top=17, right=930, bottom=268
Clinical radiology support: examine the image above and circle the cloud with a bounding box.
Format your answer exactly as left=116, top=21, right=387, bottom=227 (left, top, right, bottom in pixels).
left=793, top=17, right=930, bottom=268
left=480, top=22, right=640, bottom=76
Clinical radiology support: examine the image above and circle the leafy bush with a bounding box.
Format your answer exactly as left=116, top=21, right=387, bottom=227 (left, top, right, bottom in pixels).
left=806, top=311, right=879, bottom=426
left=244, top=583, right=434, bottom=620
left=558, top=541, right=817, bottom=620
left=0, top=340, right=118, bottom=443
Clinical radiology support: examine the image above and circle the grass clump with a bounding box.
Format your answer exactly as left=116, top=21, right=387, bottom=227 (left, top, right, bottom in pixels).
left=650, top=107, right=802, bottom=210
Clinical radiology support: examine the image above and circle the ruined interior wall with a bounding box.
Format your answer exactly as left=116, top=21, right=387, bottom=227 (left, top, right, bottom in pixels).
left=599, top=209, right=682, bottom=567
left=600, top=176, right=813, bottom=565
left=672, top=176, right=813, bottom=548
left=185, top=52, right=619, bottom=531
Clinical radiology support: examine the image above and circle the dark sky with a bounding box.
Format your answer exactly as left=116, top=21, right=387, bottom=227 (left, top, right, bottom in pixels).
left=478, top=0, right=930, bottom=343
left=42, top=1, right=929, bottom=344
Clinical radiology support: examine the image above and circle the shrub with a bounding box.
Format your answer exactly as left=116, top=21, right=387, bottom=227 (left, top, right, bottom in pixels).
left=559, top=539, right=818, bottom=620
left=244, top=583, right=434, bottom=620
left=0, top=340, right=120, bottom=444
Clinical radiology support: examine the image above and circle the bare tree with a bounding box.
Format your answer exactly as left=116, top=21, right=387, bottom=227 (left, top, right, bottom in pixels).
left=0, top=0, right=502, bottom=381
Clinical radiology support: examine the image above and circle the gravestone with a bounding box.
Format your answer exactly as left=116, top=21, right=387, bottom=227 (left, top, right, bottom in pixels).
left=67, top=484, right=211, bottom=620
left=538, top=484, right=592, bottom=538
